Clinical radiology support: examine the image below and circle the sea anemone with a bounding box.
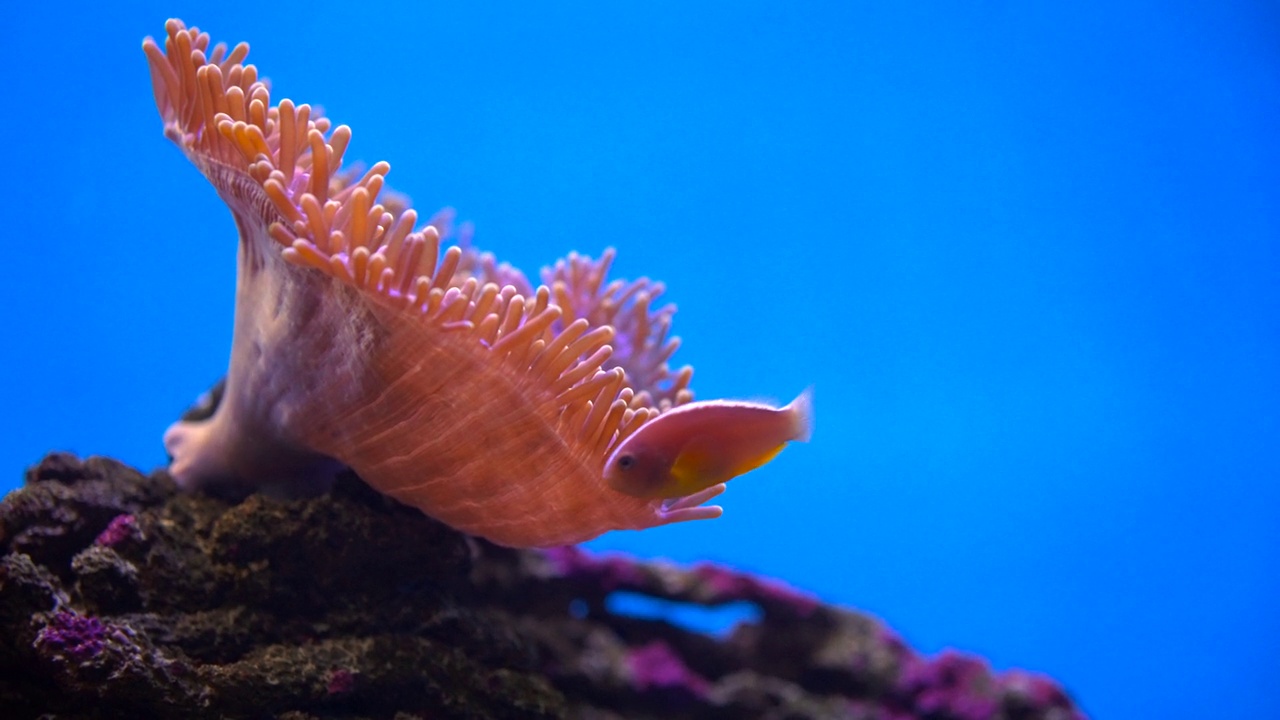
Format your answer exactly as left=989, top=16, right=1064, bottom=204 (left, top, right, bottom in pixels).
left=143, top=19, right=794, bottom=547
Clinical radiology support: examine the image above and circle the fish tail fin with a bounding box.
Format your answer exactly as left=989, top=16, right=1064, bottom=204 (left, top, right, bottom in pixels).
left=786, top=387, right=814, bottom=442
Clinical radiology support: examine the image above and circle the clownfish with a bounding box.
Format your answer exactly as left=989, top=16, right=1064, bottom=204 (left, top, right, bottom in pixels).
left=604, top=389, right=813, bottom=500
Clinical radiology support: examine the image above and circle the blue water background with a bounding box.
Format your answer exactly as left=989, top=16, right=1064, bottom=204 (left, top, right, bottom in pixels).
left=3, top=3, right=1277, bottom=718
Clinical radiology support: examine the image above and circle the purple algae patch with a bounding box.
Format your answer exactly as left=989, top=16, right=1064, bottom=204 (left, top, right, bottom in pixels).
left=689, top=561, right=821, bottom=616
left=1001, top=668, right=1088, bottom=719
left=896, top=650, right=999, bottom=720
left=542, top=546, right=821, bottom=620
left=626, top=640, right=710, bottom=697
left=542, top=546, right=647, bottom=591
left=327, top=667, right=356, bottom=695
left=94, top=514, right=139, bottom=547
left=1003, top=668, right=1072, bottom=707
left=36, top=610, right=110, bottom=663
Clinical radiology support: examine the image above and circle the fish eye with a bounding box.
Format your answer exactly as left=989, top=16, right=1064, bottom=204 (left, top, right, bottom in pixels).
left=617, top=454, right=636, bottom=470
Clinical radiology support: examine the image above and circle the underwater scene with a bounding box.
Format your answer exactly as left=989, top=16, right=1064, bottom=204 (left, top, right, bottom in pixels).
left=2, top=2, right=1276, bottom=719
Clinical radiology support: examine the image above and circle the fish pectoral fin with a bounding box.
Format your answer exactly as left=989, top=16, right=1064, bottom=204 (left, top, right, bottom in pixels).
left=670, top=435, right=724, bottom=492
left=670, top=437, right=787, bottom=492
left=670, top=446, right=711, bottom=487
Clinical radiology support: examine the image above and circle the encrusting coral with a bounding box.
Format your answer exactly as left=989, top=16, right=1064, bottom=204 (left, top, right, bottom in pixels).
left=144, top=19, right=810, bottom=547
left=0, top=452, right=1089, bottom=719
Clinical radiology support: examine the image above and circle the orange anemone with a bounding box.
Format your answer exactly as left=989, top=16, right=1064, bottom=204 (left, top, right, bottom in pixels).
left=144, top=19, right=724, bottom=547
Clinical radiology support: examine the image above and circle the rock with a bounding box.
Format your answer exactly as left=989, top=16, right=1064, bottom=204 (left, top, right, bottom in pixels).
left=0, top=454, right=1088, bottom=719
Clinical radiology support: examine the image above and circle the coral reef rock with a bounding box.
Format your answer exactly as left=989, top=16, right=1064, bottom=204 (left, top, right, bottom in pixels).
left=0, top=452, right=1088, bottom=719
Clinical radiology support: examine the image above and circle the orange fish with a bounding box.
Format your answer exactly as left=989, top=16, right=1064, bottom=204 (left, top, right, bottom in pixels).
left=605, top=390, right=813, bottom=500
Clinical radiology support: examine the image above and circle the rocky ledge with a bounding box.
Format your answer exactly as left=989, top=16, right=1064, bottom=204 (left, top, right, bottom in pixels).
left=0, top=453, right=1086, bottom=719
